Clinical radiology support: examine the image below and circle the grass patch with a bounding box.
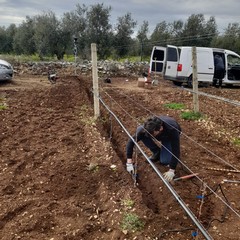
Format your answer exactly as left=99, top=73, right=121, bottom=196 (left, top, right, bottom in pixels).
left=0, top=97, right=7, bottom=110
left=164, top=102, right=185, bottom=110
left=0, top=53, right=76, bottom=63
left=120, top=199, right=144, bottom=232
left=78, top=105, right=96, bottom=125
left=121, top=199, right=135, bottom=209
left=0, top=105, right=7, bottom=110
left=233, top=138, right=240, bottom=146
left=181, top=111, right=203, bottom=120
left=120, top=213, right=144, bottom=232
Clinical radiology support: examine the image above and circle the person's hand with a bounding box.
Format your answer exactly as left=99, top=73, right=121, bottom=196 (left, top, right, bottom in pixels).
left=163, top=169, right=175, bottom=181
left=126, top=163, right=134, bottom=174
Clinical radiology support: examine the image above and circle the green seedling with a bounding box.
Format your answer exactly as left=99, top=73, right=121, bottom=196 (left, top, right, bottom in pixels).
left=120, top=213, right=144, bottom=232
left=78, top=105, right=96, bottom=125
left=0, top=97, right=7, bottom=110
left=164, top=102, right=185, bottom=110
left=121, top=199, right=134, bottom=209
left=181, top=111, right=203, bottom=120
left=233, top=138, right=240, bottom=146
left=0, top=104, right=7, bottom=110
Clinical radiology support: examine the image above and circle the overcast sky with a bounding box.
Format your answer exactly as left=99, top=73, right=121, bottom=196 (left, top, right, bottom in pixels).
left=1, top=0, right=240, bottom=34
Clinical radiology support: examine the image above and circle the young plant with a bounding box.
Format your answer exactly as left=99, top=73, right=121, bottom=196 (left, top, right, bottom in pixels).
left=233, top=138, right=240, bottom=146
left=181, top=111, right=203, bottom=120
left=0, top=96, right=7, bottom=110
left=120, top=213, right=144, bottom=232
left=121, top=199, right=135, bottom=209
left=78, top=105, right=95, bottom=125
left=0, top=104, right=7, bottom=110
left=164, top=102, right=185, bottom=110
left=0, top=97, right=7, bottom=110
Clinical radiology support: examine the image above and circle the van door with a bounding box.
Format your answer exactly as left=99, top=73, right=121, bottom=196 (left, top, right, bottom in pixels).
left=197, top=48, right=214, bottom=82
left=150, top=46, right=166, bottom=74
left=164, top=45, right=179, bottom=81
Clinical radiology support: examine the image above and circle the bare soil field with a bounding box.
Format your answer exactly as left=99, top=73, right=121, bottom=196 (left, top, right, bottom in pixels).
left=0, top=72, right=240, bottom=240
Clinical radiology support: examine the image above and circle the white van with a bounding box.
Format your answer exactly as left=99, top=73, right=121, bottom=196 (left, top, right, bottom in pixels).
left=149, top=45, right=240, bottom=87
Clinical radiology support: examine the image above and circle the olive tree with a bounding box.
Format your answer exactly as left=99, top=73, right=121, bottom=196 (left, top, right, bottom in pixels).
left=0, top=27, right=8, bottom=53
left=33, top=11, right=64, bottom=60
left=213, top=23, right=240, bottom=52
left=61, top=4, right=88, bottom=57
left=114, top=13, right=137, bottom=57
left=86, top=3, right=113, bottom=59
left=136, top=21, right=151, bottom=59
left=180, top=14, right=217, bottom=47
left=150, top=21, right=172, bottom=47
left=13, top=17, right=36, bottom=55
left=2, top=24, right=17, bottom=53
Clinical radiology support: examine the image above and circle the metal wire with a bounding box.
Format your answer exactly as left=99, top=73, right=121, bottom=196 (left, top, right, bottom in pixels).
left=98, top=94, right=213, bottom=240
left=182, top=87, right=240, bottom=107
left=98, top=87, right=240, bottom=219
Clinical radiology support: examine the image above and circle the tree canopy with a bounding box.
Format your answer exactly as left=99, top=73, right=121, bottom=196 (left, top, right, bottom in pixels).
left=0, top=3, right=240, bottom=60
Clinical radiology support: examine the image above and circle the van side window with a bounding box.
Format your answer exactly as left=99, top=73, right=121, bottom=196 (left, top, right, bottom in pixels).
left=227, top=54, right=240, bottom=80
left=167, top=48, right=178, bottom=61
left=152, top=50, right=164, bottom=61
left=228, top=55, right=240, bottom=65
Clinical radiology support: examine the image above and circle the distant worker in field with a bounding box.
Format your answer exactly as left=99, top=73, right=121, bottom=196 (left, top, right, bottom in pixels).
left=213, top=54, right=225, bottom=88
left=126, top=116, right=181, bottom=181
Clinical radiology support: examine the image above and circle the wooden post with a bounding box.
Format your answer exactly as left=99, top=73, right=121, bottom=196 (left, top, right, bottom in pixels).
left=91, top=43, right=100, bottom=118
left=192, top=47, right=199, bottom=112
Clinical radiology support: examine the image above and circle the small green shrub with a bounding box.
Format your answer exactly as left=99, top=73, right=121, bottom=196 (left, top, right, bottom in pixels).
left=121, top=213, right=144, bottom=232
left=121, top=199, right=134, bottom=209
left=0, top=105, right=7, bottom=110
left=78, top=105, right=96, bottom=125
left=181, top=111, right=203, bottom=120
left=0, top=97, right=7, bottom=110
left=233, top=138, right=240, bottom=146
left=164, top=103, right=185, bottom=110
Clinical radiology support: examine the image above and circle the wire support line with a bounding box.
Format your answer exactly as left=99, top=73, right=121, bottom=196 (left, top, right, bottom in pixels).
left=151, top=79, right=240, bottom=107
left=111, top=32, right=221, bottom=51
left=98, top=90, right=240, bottom=220
left=98, top=95, right=213, bottom=240
left=101, top=87, right=182, bottom=134
left=181, top=87, right=240, bottom=107
left=102, top=87, right=240, bottom=172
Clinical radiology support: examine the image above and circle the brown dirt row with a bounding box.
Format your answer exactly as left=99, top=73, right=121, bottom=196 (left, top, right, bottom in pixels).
left=0, top=74, right=239, bottom=239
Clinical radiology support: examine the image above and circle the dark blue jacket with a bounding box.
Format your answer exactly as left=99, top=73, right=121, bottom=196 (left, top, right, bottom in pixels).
left=126, top=116, right=181, bottom=169
left=214, top=55, right=224, bottom=71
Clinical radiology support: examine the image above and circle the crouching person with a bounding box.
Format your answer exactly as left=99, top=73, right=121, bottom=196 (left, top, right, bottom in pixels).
left=126, top=116, right=181, bottom=181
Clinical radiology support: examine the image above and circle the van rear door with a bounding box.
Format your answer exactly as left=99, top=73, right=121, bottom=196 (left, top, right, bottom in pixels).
left=150, top=46, right=166, bottom=74
left=164, top=45, right=179, bottom=81
left=196, top=47, right=214, bottom=82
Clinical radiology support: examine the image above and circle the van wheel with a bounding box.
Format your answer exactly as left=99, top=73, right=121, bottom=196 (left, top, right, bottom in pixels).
left=187, top=76, right=193, bottom=88
left=173, top=81, right=182, bottom=86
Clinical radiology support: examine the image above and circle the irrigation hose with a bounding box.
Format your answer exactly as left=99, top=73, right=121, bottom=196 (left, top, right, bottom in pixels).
left=98, top=96, right=213, bottom=240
